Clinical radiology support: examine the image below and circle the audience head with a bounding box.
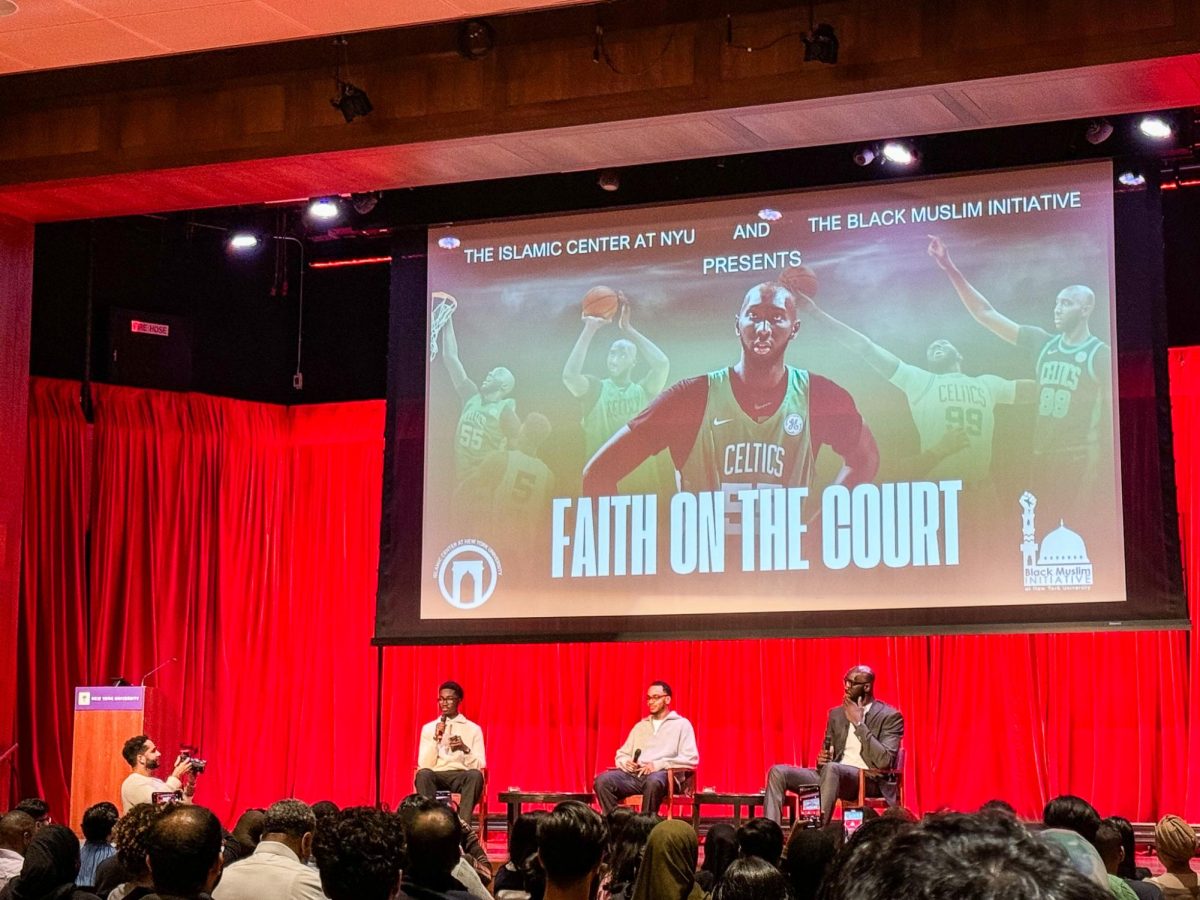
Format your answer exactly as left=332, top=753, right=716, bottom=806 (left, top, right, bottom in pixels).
left=402, top=803, right=462, bottom=883
left=783, top=826, right=838, bottom=900
left=631, top=819, right=700, bottom=900
left=1037, top=828, right=1108, bottom=888
left=1153, top=815, right=1197, bottom=871
left=507, top=810, right=547, bottom=871
left=11, top=824, right=79, bottom=900
left=737, top=817, right=784, bottom=866
left=1092, top=820, right=1124, bottom=876
left=701, top=823, right=739, bottom=879
left=1104, top=816, right=1138, bottom=879
left=713, top=856, right=793, bottom=900
left=820, top=811, right=1109, bottom=900
left=81, top=801, right=119, bottom=844
left=605, top=806, right=636, bottom=843
left=147, top=805, right=224, bottom=898
left=1042, top=795, right=1101, bottom=845
left=0, top=810, right=35, bottom=855
left=536, top=800, right=607, bottom=891
left=230, top=807, right=267, bottom=856
left=311, top=800, right=340, bottom=823
left=262, top=799, right=317, bottom=861
left=979, top=799, right=1017, bottom=818
left=113, top=803, right=163, bottom=879
left=313, top=806, right=404, bottom=900
left=13, top=799, right=50, bottom=829
left=604, top=813, right=658, bottom=894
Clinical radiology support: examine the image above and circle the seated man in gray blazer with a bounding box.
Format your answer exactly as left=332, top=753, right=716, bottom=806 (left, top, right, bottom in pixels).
left=764, top=665, right=904, bottom=826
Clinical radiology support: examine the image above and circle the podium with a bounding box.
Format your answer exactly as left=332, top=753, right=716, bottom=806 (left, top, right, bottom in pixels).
left=69, top=686, right=169, bottom=831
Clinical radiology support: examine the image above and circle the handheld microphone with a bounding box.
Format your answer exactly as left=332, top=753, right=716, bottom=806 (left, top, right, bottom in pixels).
left=632, top=749, right=641, bottom=763
left=139, top=657, right=177, bottom=686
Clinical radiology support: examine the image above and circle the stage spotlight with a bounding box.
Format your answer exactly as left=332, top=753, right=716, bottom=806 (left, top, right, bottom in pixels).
left=1117, top=170, right=1146, bottom=187
left=229, top=233, right=261, bottom=251
left=1084, top=119, right=1114, bottom=145
left=758, top=208, right=783, bottom=222
left=331, top=80, right=373, bottom=123
left=597, top=169, right=621, bottom=192
left=308, top=197, right=340, bottom=220
left=1138, top=115, right=1173, bottom=140
left=458, top=19, right=496, bottom=60
left=803, top=23, right=838, bottom=64
left=853, top=146, right=876, bottom=166
left=881, top=142, right=916, bottom=165
left=351, top=192, right=380, bottom=215
left=438, top=236, right=461, bottom=250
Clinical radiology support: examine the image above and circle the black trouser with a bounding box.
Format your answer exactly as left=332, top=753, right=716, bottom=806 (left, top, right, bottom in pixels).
left=415, top=768, right=484, bottom=819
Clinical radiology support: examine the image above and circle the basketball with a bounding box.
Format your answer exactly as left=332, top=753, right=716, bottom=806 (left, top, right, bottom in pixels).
left=781, top=265, right=819, bottom=299
left=582, top=285, right=621, bottom=321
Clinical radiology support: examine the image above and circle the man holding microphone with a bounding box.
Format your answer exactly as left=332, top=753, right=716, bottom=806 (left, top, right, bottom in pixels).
left=763, top=666, right=904, bottom=827
left=414, top=681, right=487, bottom=825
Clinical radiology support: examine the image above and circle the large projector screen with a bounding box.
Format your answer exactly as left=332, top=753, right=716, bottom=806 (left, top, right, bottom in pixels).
left=375, top=160, right=1185, bottom=643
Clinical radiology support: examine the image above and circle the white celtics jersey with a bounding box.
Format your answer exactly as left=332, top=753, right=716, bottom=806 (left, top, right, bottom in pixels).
left=889, top=362, right=1016, bottom=483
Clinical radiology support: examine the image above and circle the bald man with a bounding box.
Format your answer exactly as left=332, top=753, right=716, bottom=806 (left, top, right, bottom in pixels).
left=583, top=280, right=877, bottom=497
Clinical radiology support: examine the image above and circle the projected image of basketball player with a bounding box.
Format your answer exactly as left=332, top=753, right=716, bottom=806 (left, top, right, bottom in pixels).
left=439, top=311, right=521, bottom=481
left=927, top=235, right=1111, bottom=520
left=582, top=281, right=878, bottom=504
left=562, top=290, right=673, bottom=495
left=455, top=412, right=556, bottom=549
left=780, top=266, right=1035, bottom=486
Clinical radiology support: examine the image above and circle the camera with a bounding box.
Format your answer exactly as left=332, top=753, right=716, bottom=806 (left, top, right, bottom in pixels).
left=180, top=747, right=208, bottom=774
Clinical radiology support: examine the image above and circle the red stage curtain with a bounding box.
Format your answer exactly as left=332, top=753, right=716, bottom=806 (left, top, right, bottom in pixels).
left=16, top=352, right=1200, bottom=823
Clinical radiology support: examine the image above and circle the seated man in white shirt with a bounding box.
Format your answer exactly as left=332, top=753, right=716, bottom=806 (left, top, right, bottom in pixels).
left=120, top=734, right=197, bottom=814
left=213, top=799, right=325, bottom=900
left=0, top=810, right=35, bottom=891
left=593, top=680, right=700, bottom=814
left=415, top=681, right=487, bottom=825
left=763, top=665, right=904, bottom=827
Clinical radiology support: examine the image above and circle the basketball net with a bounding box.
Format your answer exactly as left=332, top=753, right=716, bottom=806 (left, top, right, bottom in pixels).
left=429, top=291, right=458, bottom=361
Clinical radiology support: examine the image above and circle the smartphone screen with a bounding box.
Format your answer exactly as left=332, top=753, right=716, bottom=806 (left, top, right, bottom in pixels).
left=843, top=808, right=864, bottom=838
left=801, top=795, right=821, bottom=822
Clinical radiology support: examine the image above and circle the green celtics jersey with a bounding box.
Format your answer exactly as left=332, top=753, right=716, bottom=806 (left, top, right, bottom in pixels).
left=582, top=378, right=672, bottom=496
left=455, top=393, right=514, bottom=479
left=679, top=366, right=815, bottom=493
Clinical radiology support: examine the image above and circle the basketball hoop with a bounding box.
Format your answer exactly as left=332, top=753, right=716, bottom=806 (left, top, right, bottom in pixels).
left=430, top=291, right=458, bottom=361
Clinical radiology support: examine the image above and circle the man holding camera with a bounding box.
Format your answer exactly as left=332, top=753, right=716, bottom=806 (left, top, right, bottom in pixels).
left=120, top=734, right=199, bottom=813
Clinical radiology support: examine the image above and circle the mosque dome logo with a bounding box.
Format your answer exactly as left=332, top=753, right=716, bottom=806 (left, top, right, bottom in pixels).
left=1019, top=493, right=1094, bottom=591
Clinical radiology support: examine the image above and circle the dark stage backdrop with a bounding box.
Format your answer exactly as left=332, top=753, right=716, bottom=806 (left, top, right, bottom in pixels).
left=14, top=360, right=1200, bottom=821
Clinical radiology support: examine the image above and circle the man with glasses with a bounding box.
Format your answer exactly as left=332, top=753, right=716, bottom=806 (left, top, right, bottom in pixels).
left=593, top=680, right=699, bottom=814
left=763, top=665, right=904, bottom=826
left=415, top=681, right=487, bottom=825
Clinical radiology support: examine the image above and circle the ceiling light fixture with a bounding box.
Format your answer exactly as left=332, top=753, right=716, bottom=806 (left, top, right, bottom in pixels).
left=1084, top=119, right=1114, bottom=145
left=881, top=142, right=916, bottom=165
left=308, top=197, right=340, bottom=220
left=1138, top=115, right=1173, bottom=140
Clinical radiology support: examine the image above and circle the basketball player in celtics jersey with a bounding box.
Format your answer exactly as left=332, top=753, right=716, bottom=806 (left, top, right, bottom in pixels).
left=927, top=235, right=1111, bottom=521
left=582, top=281, right=878, bottom=500
left=440, top=310, right=521, bottom=481
left=562, top=293, right=672, bottom=494
left=779, top=267, right=1035, bottom=486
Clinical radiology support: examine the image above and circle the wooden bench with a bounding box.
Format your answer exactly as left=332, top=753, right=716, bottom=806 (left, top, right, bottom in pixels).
left=499, top=790, right=595, bottom=830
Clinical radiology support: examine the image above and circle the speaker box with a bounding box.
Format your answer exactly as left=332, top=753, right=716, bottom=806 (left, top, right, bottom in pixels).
left=107, top=308, right=193, bottom=391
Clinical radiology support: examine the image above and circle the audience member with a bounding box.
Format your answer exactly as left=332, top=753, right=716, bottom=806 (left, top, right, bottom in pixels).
left=1108, top=816, right=1155, bottom=883
left=979, top=799, right=1018, bottom=817
left=1095, top=820, right=1160, bottom=900
left=120, top=737, right=196, bottom=814
left=596, top=813, right=656, bottom=900
left=305, top=803, right=339, bottom=874
left=782, top=826, right=838, bottom=900
left=0, top=824, right=100, bottom=900
left=1043, top=795, right=1102, bottom=845
left=493, top=811, right=545, bottom=900
left=818, top=811, right=1110, bottom=900
left=312, top=806, right=403, bottom=900
left=228, top=810, right=266, bottom=863
left=11, top=804, right=49, bottom=832
left=694, top=823, right=737, bottom=894
left=1038, top=828, right=1110, bottom=889
left=145, top=805, right=224, bottom=900
left=820, top=814, right=910, bottom=892
left=0, top=812, right=34, bottom=892
left=736, top=817, right=784, bottom=867
left=397, top=804, right=473, bottom=900
left=712, top=857, right=793, bottom=900
left=629, top=820, right=703, bottom=900
left=212, top=799, right=323, bottom=900
left=1147, top=816, right=1198, bottom=900
left=536, top=802, right=606, bottom=900
left=99, top=803, right=163, bottom=900
left=76, top=803, right=118, bottom=889
left=397, top=795, right=487, bottom=899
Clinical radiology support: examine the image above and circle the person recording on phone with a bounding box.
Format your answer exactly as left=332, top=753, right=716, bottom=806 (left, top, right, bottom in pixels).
left=763, top=666, right=904, bottom=827
left=119, top=734, right=200, bottom=814
left=415, top=681, right=487, bottom=825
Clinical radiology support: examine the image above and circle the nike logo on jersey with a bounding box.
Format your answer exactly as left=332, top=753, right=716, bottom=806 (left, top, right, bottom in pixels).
left=713, top=417, right=733, bottom=426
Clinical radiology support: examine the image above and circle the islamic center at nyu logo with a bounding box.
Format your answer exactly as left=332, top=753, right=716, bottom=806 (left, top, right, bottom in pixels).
left=1019, top=491, right=1093, bottom=590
